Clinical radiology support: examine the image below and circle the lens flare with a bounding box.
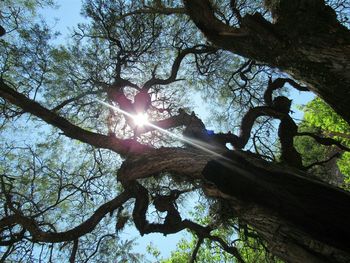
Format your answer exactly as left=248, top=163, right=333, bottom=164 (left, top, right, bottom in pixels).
left=95, top=99, right=225, bottom=158
left=133, top=113, right=148, bottom=126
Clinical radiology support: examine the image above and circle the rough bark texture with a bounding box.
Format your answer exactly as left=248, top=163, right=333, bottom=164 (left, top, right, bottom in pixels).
left=202, top=150, right=350, bottom=263
left=184, top=0, right=350, bottom=124
left=118, top=147, right=350, bottom=263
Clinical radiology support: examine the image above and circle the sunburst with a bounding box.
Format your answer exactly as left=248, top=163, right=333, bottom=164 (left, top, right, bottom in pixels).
left=133, top=113, right=149, bottom=127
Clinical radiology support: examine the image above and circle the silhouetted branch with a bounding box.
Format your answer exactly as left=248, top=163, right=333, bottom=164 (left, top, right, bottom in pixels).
left=190, top=237, right=203, bottom=263
left=0, top=80, right=152, bottom=156
left=306, top=152, right=341, bottom=170
left=264, top=77, right=309, bottom=106
left=297, top=132, right=350, bottom=152
left=143, top=45, right=217, bottom=89
left=52, top=90, right=102, bottom=112
left=126, top=181, right=245, bottom=262
left=69, top=239, right=79, bottom=263
left=0, top=191, right=131, bottom=243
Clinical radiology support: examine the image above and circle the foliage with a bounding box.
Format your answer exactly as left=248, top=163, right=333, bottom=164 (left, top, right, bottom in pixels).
left=295, top=98, right=350, bottom=186
left=1, top=0, right=350, bottom=262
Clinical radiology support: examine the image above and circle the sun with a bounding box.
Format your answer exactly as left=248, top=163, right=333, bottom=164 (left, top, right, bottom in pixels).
left=133, top=113, right=149, bottom=127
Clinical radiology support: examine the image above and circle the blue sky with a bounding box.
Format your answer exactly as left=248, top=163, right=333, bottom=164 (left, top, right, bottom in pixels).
left=40, top=1, right=185, bottom=259
left=39, top=0, right=314, bottom=260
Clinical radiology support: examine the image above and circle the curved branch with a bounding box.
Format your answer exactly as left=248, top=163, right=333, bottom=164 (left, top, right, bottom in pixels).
left=113, top=7, right=186, bottom=22
left=0, top=191, right=131, bottom=243
left=0, top=80, right=151, bottom=156
left=297, top=132, right=350, bottom=152
left=135, top=108, right=194, bottom=135
left=264, top=77, right=309, bottom=106
left=52, top=90, right=102, bottom=112
left=183, top=0, right=283, bottom=61
left=143, top=45, right=216, bottom=89
left=127, top=181, right=245, bottom=262
left=306, top=152, right=341, bottom=170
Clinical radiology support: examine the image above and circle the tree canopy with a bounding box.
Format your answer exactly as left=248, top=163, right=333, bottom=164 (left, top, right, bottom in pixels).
left=1, top=0, right=350, bottom=262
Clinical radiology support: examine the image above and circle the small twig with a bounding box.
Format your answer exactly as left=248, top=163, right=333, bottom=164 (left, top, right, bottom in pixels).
left=305, top=152, right=341, bottom=170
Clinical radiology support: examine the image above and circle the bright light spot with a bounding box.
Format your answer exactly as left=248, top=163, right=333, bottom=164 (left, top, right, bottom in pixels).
left=133, top=113, right=148, bottom=126
left=95, top=99, right=228, bottom=159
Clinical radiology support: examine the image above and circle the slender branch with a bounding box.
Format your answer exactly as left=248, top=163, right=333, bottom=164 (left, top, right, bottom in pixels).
left=190, top=237, right=203, bottom=263
left=112, top=7, right=186, bottom=22
left=83, top=234, right=115, bottom=263
left=52, top=90, right=102, bottom=112
left=297, top=132, right=350, bottom=152
left=305, top=152, right=341, bottom=170
left=69, top=239, right=79, bottom=263
left=143, top=45, right=216, bottom=89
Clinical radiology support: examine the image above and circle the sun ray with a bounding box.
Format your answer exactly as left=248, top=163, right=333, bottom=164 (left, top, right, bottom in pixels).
left=96, top=99, right=225, bottom=158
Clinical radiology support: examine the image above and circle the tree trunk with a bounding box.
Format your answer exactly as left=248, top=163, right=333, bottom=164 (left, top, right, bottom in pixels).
left=184, top=0, right=350, bottom=124
left=202, top=150, right=350, bottom=263
left=120, top=148, right=350, bottom=262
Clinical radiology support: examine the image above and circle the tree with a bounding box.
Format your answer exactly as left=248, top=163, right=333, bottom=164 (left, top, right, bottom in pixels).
left=295, top=98, right=350, bottom=188
left=1, top=0, right=350, bottom=262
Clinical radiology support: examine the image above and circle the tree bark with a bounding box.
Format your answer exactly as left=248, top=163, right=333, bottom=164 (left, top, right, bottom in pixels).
left=184, top=0, right=350, bottom=124
left=118, top=147, right=350, bottom=262
left=202, top=150, right=350, bottom=263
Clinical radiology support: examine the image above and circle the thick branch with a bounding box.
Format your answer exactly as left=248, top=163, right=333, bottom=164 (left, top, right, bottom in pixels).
left=234, top=106, right=302, bottom=169
left=0, top=80, right=151, bottom=156
left=126, top=181, right=245, bottom=262
left=264, top=77, right=309, bottom=106
left=184, top=0, right=350, bottom=125
left=0, top=191, right=131, bottom=243
left=184, top=0, right=282, bottom=60
left=202, top=151, right=350, bottom=254
left=117, top=147, right=210, bottom=183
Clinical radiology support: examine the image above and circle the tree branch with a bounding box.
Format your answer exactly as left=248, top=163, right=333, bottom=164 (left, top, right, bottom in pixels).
left=117, top=147, right=210, bottom=183
left=190, top=237, right=203, bottom=263
left=0, top=191, right=131, bottom=243
left=113, top=7, right=186, bottom=22
left=264, top=77, right=309, bottom=106
left=69, top=239, right=79, bottom=263
left=126, top=181, right=245, bottom=263
left=0, top=80, right=151, bottom=156
left=143, top=45, right=216, bottom=89
left=297, top=132, right=350, bottom=152
left=52, top=90, right=102, bottom=112
left=305, top=152, right=341, bottom=170
left=183, top=0, right=282, bottom=61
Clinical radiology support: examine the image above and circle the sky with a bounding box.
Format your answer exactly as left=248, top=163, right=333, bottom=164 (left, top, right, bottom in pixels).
left=40, top=1, right=185, bottom=259
left=38, top=0, right=315, bottom=260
